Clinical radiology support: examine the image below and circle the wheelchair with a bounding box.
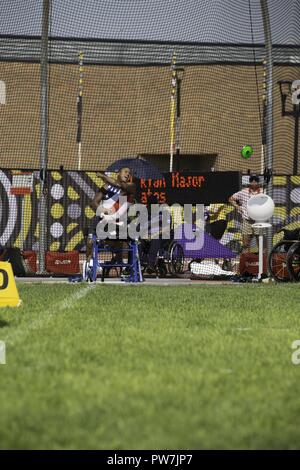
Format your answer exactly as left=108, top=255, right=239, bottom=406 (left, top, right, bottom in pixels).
left=84, top=213, right=185, bottom=281
left=268, top=228, right=300, bottom=282
left=139, top=238, right=185, bottom=277
left=84, top=234, right=142, bottom=283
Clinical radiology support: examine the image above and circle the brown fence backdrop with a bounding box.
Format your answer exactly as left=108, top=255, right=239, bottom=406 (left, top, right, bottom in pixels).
left=0, top=61, right=300, bottom=174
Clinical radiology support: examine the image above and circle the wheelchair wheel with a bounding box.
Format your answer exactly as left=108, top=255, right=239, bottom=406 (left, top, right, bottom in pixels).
left=287, top=241, right=300, bottom=281
left=268, top=240, right=292, bottom=282
left=167, top=241, right=185, bottom=276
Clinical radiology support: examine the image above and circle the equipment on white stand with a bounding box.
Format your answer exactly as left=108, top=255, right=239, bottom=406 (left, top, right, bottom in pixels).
left=247, top=194, right=275, bottom=280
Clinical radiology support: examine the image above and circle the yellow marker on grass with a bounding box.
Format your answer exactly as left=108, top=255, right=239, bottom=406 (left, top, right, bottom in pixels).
left=0, top=262, right=22, bottom=307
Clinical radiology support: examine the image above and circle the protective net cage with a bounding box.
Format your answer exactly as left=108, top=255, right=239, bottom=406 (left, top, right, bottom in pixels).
left=0, top=0, right=300, bottom=277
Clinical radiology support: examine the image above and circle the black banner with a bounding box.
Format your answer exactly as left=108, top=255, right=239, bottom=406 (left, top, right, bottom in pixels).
left=136, top=171, right=241, bottom=205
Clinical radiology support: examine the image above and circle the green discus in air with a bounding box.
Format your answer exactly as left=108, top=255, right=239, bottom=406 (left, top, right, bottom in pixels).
left=241, top=145, right=254, bottom=159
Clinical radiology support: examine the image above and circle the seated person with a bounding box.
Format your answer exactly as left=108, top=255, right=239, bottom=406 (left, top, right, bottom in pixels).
left=229, top=175, right=262, bottom=253
left=84, top=167, right=135, bottom=279
left=140, top=195, right=172, bottom=274
left=206, top=203, right=231, bottom=270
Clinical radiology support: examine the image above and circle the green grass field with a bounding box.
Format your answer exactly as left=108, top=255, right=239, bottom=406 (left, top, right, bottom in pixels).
left=0, top=283, right=300, bottom=450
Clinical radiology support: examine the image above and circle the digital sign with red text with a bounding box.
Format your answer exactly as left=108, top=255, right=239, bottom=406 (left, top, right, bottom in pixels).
left=135, top=171, right=241, bottom=205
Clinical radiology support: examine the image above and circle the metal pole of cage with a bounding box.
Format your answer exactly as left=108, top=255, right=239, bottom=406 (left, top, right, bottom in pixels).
left=77, top=51, right=84, bottom=171
left=38, top=0, right=50, bottom=274
left=169, top=52, right=177, bottom=172
left=260, top=0, right=274, bottom=259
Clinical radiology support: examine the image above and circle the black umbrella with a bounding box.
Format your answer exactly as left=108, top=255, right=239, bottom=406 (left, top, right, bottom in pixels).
left=106, top=157, right=163, bottom=180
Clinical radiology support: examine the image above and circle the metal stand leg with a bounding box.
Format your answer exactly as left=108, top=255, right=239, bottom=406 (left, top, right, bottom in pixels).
left=252, top=223, right=272, bottom=281
left=126, top=241, right=143, bottom=283
left=92, top=236, right=98, bottom=282
left=258, top=234, right=264, bottom=280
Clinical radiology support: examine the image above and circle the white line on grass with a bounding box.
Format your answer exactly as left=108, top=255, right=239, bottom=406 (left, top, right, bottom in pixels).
left=5, top=283, right=96, bottom=346
left=234, top=327, right=293, bottom=332
left=56, top=283, right=96, bottom=311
